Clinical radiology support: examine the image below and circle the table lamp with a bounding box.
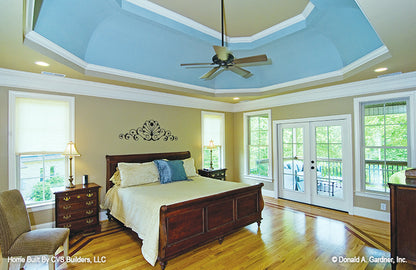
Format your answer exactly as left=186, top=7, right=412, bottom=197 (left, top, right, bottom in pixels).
left=63, top=141, right=80, bottom=188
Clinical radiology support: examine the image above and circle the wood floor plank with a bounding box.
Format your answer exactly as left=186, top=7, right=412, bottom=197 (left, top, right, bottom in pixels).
left=3, top=197, right=415, bottom=269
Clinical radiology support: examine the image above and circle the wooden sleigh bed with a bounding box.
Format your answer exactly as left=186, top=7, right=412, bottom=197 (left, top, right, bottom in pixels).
left=105, top=151, right=264, bottom=269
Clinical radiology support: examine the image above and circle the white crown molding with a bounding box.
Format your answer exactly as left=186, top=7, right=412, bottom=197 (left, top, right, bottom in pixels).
left=214, top=45, right=390, bottom=96
left=232, top=71, right=416, bottom=112
left=0, top=68, right=233, bottom=112
left=126, top=0, right=314, bottom=44
left=1, top=68, right=416, bottom=114
left=125, top=0, right=221, bottom=40
left=24, top=30, right=391, bottom=98
left=24, top=31, right=216, bottom=95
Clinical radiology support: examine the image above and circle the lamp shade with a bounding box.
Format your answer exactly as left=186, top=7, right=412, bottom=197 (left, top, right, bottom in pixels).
left=63, top=141, right=80, bottom=157
left=207, top=139, right=215, bottom=149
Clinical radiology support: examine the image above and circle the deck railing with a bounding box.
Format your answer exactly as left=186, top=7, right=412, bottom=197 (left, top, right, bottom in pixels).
left=365, top=160, right=407, bottom=189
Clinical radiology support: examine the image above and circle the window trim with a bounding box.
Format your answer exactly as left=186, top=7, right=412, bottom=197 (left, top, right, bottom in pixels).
left=243, top=109, right=272, bottom=182
left=8, top=91, right=75, bottom=206
left=353, top=91, right=416, bottom=199
left=201, top=111, right=225, bottom=169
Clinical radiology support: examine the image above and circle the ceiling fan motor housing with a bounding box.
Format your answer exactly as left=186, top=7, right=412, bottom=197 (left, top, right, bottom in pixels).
left=212, top=53, right=235, bottom=66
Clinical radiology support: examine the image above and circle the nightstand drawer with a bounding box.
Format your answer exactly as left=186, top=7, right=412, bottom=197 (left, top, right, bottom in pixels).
left=58, top=216, right=98, bottom=231
left=57, top=199, right=97, bottom=211
left=56, top=190, right=98, bottom=204
left=57, top=207, right=97, bottom=223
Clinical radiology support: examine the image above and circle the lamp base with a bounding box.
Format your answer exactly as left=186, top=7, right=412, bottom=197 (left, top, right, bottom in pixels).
left=66, top=177, right=75, bottom=188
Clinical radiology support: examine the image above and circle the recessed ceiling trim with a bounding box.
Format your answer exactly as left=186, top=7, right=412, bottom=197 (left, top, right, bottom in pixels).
left=213, top=45, right=390, bottom=96
left=0, top=68, right=231, bottom=111
left=24, top=28, right=390, bottom=97
left=125, top=0, right=314, bottom=45
left=2, top=68, right=415, bottom=114
left=232, top=71, right=416, bottom=112
left=24, top=31, right=216, bottom=95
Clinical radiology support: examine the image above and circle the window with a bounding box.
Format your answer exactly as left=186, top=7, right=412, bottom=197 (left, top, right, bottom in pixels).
left=201, top=112, right=225, bottom=169
left=355, top=93, right=415, bottom=197
left=9, top=92, right=74, bottom=206
left=244, top=110, right=272, bottom=179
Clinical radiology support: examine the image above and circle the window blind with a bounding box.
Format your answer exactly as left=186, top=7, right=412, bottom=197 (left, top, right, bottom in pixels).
left=15, top=97, right=70, bottom=154
left=203, top=114, right=223, bottom=146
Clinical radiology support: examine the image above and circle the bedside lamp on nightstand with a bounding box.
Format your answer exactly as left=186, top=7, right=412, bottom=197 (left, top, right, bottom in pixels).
left=207, top=139, right=215, bottom=170
left=63, top=141, right=80, bottom=188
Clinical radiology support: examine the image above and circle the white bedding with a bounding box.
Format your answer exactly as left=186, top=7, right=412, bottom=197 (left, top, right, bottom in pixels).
left=101, top=175, right=250, bottom=266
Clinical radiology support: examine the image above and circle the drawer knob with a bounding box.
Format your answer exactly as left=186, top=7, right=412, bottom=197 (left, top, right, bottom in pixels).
left=77, top=195, right=81, bottom=199
left=86, top=201, right=94, bottom=206
left=86, top=218, right=94, bottom=224
left=63, top=196, right=71, bottom=201
left=86, top=210, right=94, bottom=215
left=63, top=205, right=72, bottom=210
left=64, top=224, right=71, bottom=228
left=87, top=193, right=94, bottom=198
left=63, top=214, right=72, bottom=220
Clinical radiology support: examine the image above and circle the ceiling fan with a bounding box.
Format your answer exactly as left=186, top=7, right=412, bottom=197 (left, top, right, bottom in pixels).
left=180, top=0, right=269, bottom=80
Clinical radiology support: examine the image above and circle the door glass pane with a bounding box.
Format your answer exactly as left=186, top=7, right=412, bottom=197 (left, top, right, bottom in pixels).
left=315, top=125, right=343, bottom=199
left=282, top=128, right=304, bottom=192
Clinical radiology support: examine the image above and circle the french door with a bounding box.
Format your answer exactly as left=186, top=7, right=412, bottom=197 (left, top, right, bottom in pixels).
left=275, top=116, right=352, bottom=212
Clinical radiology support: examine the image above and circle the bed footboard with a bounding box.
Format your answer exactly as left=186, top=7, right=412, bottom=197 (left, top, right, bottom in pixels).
left=158, top=183, right=264, bottom=269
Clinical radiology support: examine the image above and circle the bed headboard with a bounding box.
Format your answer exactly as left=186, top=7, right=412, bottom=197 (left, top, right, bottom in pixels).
left=105, top=151, right=191, bottom=191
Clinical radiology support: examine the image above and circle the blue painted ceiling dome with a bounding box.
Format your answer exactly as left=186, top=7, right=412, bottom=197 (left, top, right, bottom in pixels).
left=31, top=0, right=387, bottom=96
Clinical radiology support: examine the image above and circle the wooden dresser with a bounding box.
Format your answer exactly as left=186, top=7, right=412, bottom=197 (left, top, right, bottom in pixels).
left=53, top=183, right=101, bottom=234
left=388, top=169, right=416, bottom=269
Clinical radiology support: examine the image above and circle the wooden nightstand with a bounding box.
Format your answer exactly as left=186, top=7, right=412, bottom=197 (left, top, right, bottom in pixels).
left=52, top=183, right=101, bottom=235
left=198, top=168, right=227, bottom=180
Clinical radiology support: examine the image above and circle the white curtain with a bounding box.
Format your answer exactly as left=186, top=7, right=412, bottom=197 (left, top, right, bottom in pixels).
left=15, top=97, right=70, bottom=154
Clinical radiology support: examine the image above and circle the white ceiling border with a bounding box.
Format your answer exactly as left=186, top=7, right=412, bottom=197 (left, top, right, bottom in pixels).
left=0, top=68, right=232, bottom=112
left=1, top=68, right=415, bottom=114
left=232, top=71, right=416, bottom=112
left=125, top=0, right=314, bottom=44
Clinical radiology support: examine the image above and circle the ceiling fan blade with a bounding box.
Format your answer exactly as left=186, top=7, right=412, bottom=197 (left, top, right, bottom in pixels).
left=229, top=66, right=252, bottom=78
left=213, top=45, right=230, bottom=61
left=180, top=63, right=212, bottom=66
left=200, top=66, right=221, bottom=80
left=233, top=54, right=268, bottom=64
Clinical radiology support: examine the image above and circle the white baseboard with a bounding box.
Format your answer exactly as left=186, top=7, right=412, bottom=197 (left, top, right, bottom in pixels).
left=352, top=207, right=390, bottom=222
left=262, top=189, right=275, bottom=198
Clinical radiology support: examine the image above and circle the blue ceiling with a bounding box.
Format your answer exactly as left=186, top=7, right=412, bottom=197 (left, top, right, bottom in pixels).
left=33, top=0, right=384, bottom=91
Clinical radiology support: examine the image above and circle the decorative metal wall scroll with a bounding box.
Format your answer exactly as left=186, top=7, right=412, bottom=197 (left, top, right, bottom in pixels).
left=119, top=120, right=178, bottom=142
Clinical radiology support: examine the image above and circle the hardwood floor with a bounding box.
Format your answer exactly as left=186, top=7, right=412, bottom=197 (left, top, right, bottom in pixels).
left=3, top=197, right=415, bottom=269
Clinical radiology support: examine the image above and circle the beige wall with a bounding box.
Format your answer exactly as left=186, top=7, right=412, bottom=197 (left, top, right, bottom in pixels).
left=1, top=84, right=408, bottom=224
left=0, top=87, right=234, bottom=225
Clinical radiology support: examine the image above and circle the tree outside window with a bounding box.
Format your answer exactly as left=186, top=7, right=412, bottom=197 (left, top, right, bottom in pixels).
left=245, top=111, right=271, bottom=178
left=362, top=100, right=409, bottom=193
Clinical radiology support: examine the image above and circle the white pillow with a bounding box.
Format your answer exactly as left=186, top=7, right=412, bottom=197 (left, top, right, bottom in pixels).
left=183, top=158, right=198, bottom=177
left=118, top=162, right=159, bottom=187
left=110, top=168, right=121, bottom=186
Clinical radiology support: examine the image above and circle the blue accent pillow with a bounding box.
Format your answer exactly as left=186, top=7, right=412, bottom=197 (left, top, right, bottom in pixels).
left=153, top=160, right=189, bottom=184
left=153, top=160, right=172, bottom=184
